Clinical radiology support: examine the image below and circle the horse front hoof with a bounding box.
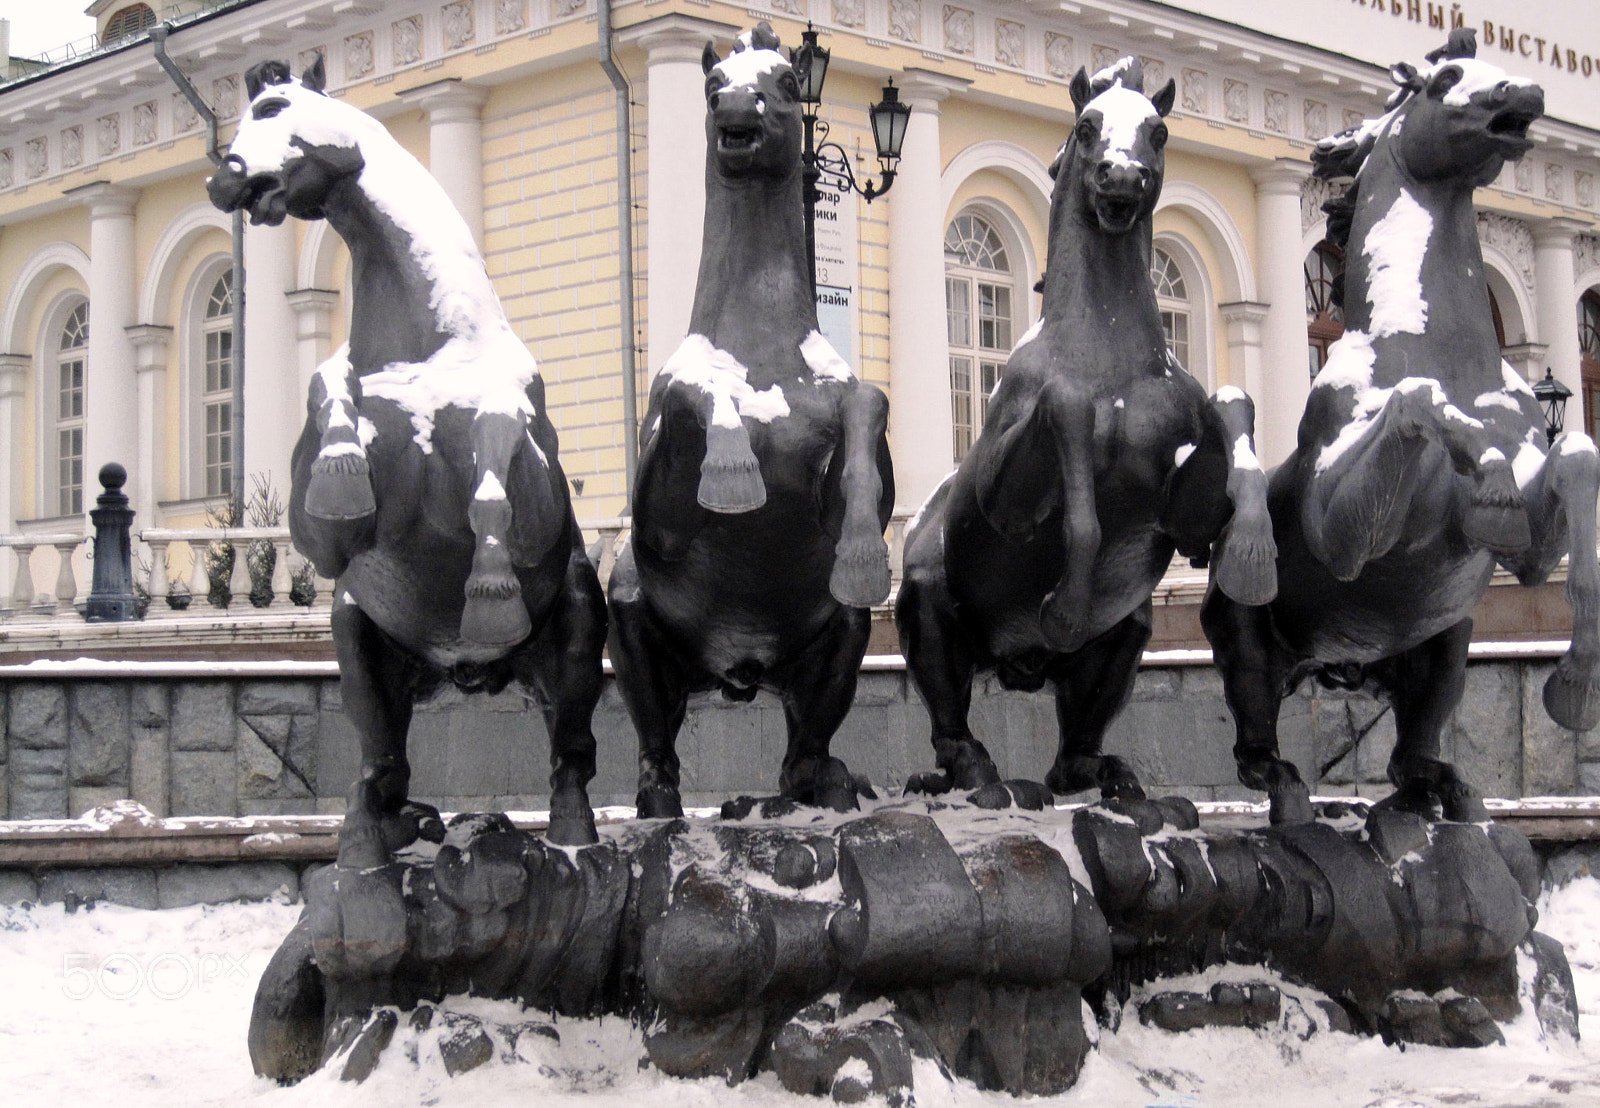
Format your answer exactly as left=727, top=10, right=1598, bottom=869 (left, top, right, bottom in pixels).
left=636, top=783, right=685, bottom=820
left=460, top=595, right=532, bottom=648
left=1544, top=656, right=1600, bottom=731
left=1038, top=591, right=1091, bottom=653
left=1466, top=464, right=1530, bottom=555
left=1214, top=521, right=1278, bottom=607
left=813, top=758, right=862, bottom=814
left=903, top=771, right=953, bottom=797
left=305, top=469, right=376, bottom=521
left=546, top=785, right=599, bottom=845
left=1267, top=782, right=1315, bottom=825
left=829, top=537, right=892, bottom=608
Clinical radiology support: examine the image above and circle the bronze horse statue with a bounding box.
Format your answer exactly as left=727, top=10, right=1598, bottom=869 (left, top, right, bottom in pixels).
left=608, top=24, right=894, bottom=817
left=1202, top=31, right=1597, bottom=822
left=896, top=58, right=1277, bottom=802
left=208, top=58, right=607, bottom=854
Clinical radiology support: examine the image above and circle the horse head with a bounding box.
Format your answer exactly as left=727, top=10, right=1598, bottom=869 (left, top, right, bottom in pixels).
left=207, top=54, right=368, bottom=225
left=700, top=23, right=810, bottom=182
left=1056, top=57, right=1175, bottom=234
left=1375, top=31, right=1542, bottom=188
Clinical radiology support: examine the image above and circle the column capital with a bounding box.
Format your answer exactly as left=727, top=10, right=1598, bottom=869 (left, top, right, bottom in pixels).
left=1249, top=158, right=1312, bottom=195
left=286, top=288, right=341, bottom=315
left=896, top=67, right=972, bottom=110
left=1532, top=216, right=1592, bottom=249
left=1218, top=300, right=1271, bottom=325
left=0, top=352, right=27, bottom=398
left=618, top=14, right=740, bottom=64
left=397, top=77, right=489, bottom=120
left=65, top=180, right=138, bottom=219
left=125, top=323, right=173, bottom=350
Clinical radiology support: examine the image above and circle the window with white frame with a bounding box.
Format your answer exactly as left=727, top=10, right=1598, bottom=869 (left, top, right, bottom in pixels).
left=945, top=214, right=1013, bottom=461
left=55, top=302, right=89, bottom=517
left=201, top=269, right=235, bottom=499
left=1151, top=245, right=1191, bottom=370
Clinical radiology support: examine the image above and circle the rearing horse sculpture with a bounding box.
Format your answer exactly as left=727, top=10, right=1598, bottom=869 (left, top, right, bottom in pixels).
left=897, top=59, right=1277, bottom=801
left=608, top=24, right=894, bottom=817
left=208, top=58, right=607, bottom=853
left=1203, top=31, right=1598, bottom=822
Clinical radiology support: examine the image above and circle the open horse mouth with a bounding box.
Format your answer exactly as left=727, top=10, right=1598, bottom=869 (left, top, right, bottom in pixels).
left=1487, top=107, right=1538, bottom=152
left=716, top=124, right=764, bottom=156
left=1093, top=193, right=1143, bottom=233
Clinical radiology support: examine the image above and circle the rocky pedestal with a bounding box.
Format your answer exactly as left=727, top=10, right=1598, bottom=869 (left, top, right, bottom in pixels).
left=250, top=794, right=1579, bottom=1101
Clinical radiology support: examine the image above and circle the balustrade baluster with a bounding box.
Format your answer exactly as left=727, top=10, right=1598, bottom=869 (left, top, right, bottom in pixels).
left=229, top=537, right=252, bottom=608
left=270, top=537, right=294, bottom=608
left=187, top=540, right=211, bottom=608
left=8, top=542, right=36, bottom=618
left=52, top=539, right=81, bottom=618
left=145, top=538, right=171, bottom=615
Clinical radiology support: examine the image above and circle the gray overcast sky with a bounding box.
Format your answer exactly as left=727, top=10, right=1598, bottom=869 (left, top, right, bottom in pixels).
left=4, top=7, right=99, bottom=59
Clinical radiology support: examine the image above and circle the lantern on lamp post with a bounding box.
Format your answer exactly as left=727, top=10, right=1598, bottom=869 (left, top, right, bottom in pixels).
left=1532, top=367, right=1573, bottom=445
left=791, top=24, right=911, bottom=294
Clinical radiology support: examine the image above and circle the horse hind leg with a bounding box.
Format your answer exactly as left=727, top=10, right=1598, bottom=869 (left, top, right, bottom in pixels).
left=1376, top=618, right=1486, bottom=823
left=461, top=410, right=534, bottom=647
left=304, top=362, right=377, bottom=522
left=827, top=384, right=893, bottom=608
left=777, top=605, right=875, bottom=812
left=1045, top=604, right=1152, bottom=801
left=608, top=543, right=691, bottom=819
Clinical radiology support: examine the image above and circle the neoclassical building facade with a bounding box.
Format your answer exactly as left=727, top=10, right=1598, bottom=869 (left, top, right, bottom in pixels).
left=1, top=0, right=1598, bottom=589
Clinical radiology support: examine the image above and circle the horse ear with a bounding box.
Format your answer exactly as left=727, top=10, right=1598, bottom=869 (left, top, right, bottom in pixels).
left=1389, top=62, right=1423, bottom=95
left=1150, top=78, right=1176, bottom=118
left=1069, top=68, right=1092, bottom=114
left=702, top=41, right=720, bottom=75
left=750, top=21, right=781, bottom=52
left=301, top=52, right=326, bottom=94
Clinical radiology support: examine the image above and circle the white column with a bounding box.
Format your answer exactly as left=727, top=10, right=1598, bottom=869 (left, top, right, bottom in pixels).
left=888, top=69, right=969, bottom=512
left=400, top=79, right=489, bottom=248
left=1218, top=301, right=1270, bottom=400
left=0, top=354, right=26, bottom=570
left=1249, top=159, right=1313, bottom=466
left=71, top=183, right=140, bottom=519
left=243, top=221, right=299, bottom=503
left=286, top=288, right=341, bottom=399
left=623, top=16, right=729, bottom=372
left=1501, top=341, right=1549, bottom=387
left=125, top=325, right=172, bottom=529
left=1534, top=217, right=1587, bottom=404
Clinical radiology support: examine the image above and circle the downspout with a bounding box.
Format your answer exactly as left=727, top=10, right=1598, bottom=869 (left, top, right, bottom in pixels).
left=598, top=0, right=639, bottom=509
left=151, top=22, right=246, bottom=523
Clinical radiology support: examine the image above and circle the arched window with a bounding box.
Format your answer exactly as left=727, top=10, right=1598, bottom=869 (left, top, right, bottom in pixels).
left=1581, top=289, right=1600, bottom=442
left=945, top=214, right=1013, bottom=460
left=1305, top=241, right=1344, bottom=378
left=104, top=4, right=157, bottom=42
left=201, top=269, right=235, bottom=499
left=55, top=303, right=89, bottom=516
left=1151, top=245, right=1190, bottom=369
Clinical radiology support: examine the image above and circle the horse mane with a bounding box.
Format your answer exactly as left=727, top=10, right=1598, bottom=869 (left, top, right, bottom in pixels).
left=1309, top=29, right=1479, bottom=300
left=1091, top=56, right=1144, bottom=96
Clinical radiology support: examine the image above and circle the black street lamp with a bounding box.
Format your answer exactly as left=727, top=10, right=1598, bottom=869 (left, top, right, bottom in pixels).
left=791, top=24, right=911, bottom=293
left=1532, top=367, right=1573, bottom=445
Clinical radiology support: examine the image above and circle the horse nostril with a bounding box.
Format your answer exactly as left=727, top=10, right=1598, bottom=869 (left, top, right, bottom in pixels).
left=709, top=92, right=720, bottom=111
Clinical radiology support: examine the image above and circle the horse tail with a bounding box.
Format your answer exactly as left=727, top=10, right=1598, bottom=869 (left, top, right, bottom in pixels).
left=1542, top=434, right=1600, bottom=731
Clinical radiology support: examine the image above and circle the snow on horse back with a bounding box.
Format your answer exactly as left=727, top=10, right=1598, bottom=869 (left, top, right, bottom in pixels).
left=209, top=56, right=559, bottom=648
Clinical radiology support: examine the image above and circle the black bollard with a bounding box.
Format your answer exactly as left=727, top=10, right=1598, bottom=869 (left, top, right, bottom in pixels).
left=85, top=462, right=138, bottom=622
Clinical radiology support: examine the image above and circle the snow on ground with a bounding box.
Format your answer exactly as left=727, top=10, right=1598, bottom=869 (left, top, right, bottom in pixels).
left=4, top=880, right=1600, bottom=1108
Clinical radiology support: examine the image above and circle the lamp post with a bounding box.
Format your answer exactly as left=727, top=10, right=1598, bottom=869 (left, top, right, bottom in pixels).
left=792, top=25, right=911, bottom=294
left=1532, top=367, right=1573, bottom=445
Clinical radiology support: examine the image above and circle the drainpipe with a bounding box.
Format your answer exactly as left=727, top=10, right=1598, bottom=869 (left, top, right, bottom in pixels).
left=598, top=0, right=639, bottom=510
left=151, top=22, right=246, bottom=523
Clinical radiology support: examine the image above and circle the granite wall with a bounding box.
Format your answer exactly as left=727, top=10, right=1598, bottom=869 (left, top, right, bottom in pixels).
left=1, top=659, right=1592, bottom=821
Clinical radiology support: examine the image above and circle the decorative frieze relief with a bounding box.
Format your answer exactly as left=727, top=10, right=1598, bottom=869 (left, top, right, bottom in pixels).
left=1180, top=68, right=1207, bottom=114
left=24, top=136, right=47, bottom=177
left=0, top=149, right=11, bottom=189
left=495, top=0, right=526, bottom=34
left=1514, top=159, right=1533, bottom=193
left=1546, top=163, right=1564, bottom=204
left=212, top=75, right=239, bottom=119
left=1577, top=171, right=1595, bottom=210
left=173, top=92, right=199, bottom=133
left=393, top=16, right=423, bottom=66
left=1342, top=108, right=1364, bottom=132
left=1264, top=89, right=1288, bottom=134
left=443, top=1, right=475, bottom=49
left=1300, top=176, right=1345, bottom=234
left=132, top=101, right=158, bottom=145
left=1476, top=212, right=1535, bottom=292
left=1141, top=56, right=1165, bottom=91
left=889, top=0, right=920, bottom=43
left=835, top=0, right=866, bottom=28
left=97, top=114, right=120, bottom=158
left=943, top=6, right=974, bottom=55
left=1575, top=234, right=1600, bottom=280
left=768, top=0, right=802, bottom=13
left=345, top=31, right=375, bottom=79
left=1303, top=100, right=1327, bottom=141
left=1223, top=78, right=1248, bottom=123
left=1044, top=32, right=1072, bottom=78
left=995, top=19, right=1023, bottom=68
left=60, top=126, right=82, bottom=169
left=1091, top=43, right=1118, bottom=73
